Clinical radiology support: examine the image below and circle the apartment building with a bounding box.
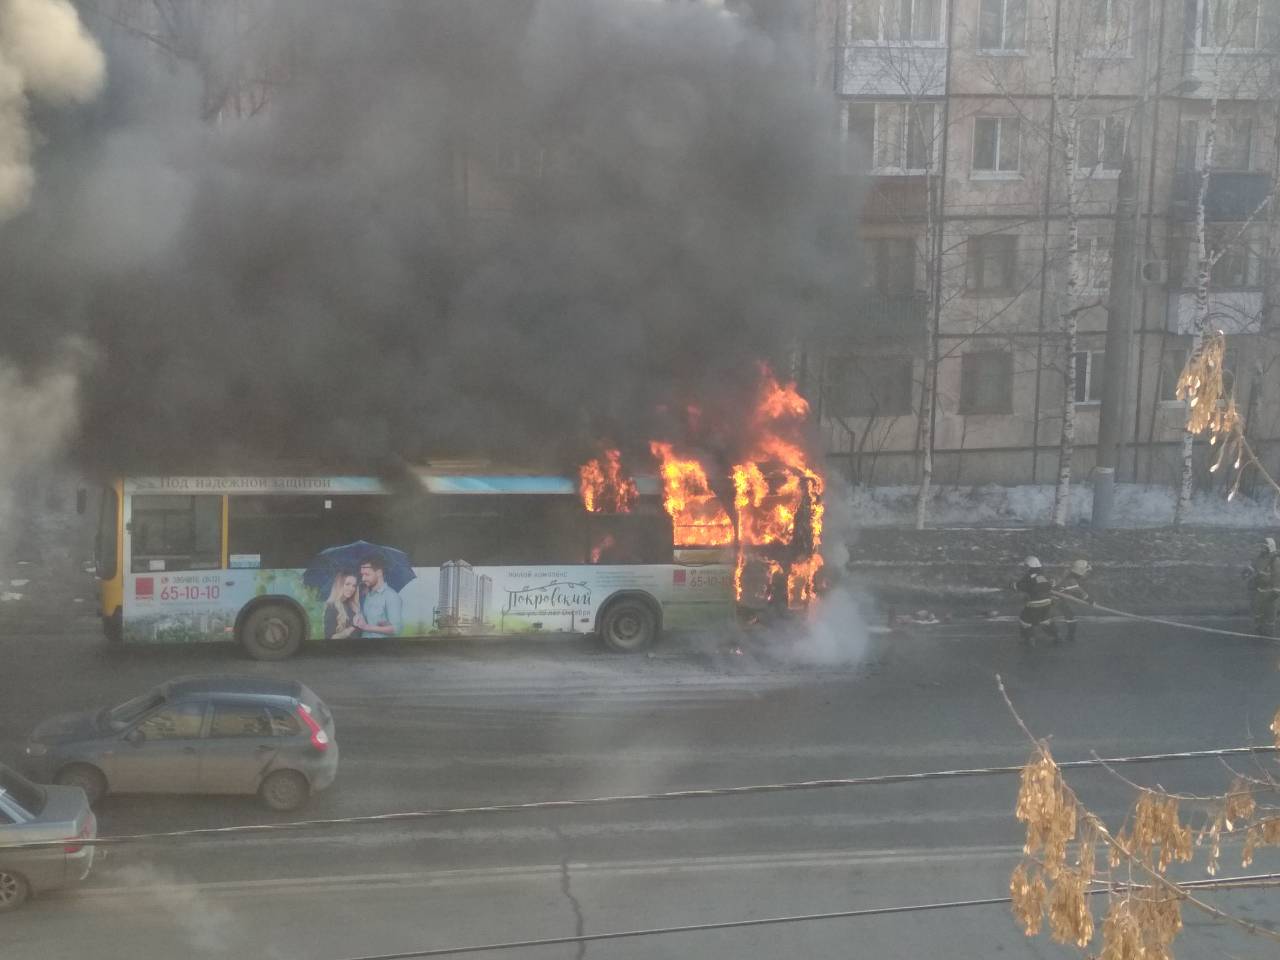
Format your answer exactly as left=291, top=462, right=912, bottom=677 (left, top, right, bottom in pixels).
left=807, top=0, right=1280, bottom=494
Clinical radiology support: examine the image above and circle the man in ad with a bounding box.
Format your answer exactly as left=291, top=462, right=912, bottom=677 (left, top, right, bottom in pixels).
left=355, top=553, right=403, bottom=638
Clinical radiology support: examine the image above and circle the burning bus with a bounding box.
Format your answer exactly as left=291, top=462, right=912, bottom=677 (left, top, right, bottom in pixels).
left=89, top=370, right=824, bottom=660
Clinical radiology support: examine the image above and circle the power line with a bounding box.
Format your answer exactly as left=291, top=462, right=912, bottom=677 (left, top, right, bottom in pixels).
left=4, top=743, right=1276, bottom=850
left=336, top=873, right=1280, bottom=959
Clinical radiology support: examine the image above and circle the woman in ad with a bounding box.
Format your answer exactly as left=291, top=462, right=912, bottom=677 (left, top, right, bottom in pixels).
left=323, top=570, right=362, bottom=639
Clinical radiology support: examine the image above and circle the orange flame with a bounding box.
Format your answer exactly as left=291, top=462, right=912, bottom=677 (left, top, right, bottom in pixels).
left=731, top=370, right=825, bottom=606
left=579, top=449, right=638, bottom=514
left=590, top=534, right=616, bottom=564
left=647, top=368, right=825, bottom=608
left=649, top=441, right=735, bottom=547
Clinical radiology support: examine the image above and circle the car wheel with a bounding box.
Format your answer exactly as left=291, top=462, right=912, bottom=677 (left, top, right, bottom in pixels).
left=259, top=770, right=310, bottom=812
left=55, top=764, right=107, bottom=807
left=240, top=604, right=305, bottom=661
left=600, top=598, right=657, bottom=653
left=0, top=870, right=30, bottom=912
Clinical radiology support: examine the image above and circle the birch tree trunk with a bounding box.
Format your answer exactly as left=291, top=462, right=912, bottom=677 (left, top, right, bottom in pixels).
left=915, top=136, right=941, bottom=530
left=1050, top=46, right=1083, bottom=526
left=1174, top=81, right=1220, bottom=524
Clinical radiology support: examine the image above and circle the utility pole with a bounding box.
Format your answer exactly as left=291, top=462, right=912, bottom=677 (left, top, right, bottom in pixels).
left=1093, top=154, right=1140, bottom=528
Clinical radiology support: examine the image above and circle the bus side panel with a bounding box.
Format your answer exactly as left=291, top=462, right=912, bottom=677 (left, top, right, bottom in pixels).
left=121, top=561, right=736, bottom=644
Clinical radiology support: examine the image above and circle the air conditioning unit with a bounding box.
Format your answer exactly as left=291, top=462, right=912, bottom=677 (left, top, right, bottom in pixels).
left=1141, top=260, right=1169, bottom=285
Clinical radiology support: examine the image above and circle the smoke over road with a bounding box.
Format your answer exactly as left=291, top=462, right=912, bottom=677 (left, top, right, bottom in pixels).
left=0, top=0, right=858, bottom=474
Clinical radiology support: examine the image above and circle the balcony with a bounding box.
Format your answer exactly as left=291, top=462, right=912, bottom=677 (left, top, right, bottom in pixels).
left=1166, top=289, right=1263, bottom=335
left=860, top=175, right=931, bottom=220
left=840, top=44, right=946, bottom=98
left=1170, top=169, right=1273, bottom=221
left=851, top=293, right=930, bottom=340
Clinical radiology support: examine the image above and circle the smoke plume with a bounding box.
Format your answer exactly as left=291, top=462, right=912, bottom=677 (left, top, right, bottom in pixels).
left=0, top=0, right=858, bottom=473
left=0, top=0, right=103, bottom=219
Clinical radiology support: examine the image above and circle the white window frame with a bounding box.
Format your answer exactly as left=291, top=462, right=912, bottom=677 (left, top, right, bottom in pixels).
left=977, top=0, right=1027, bottom=53
left=1083, top=0, right=1134, bottom=57
left=1075, top=117, right=1127, bottom=179
left=1208, top=229, right=1265, bottom=289
left=1196, top=0, right=1262, bottom=51
left=845, top=101, right=938, bottom=174
left=1071, top=350, right=1105, bottom=404
left=1180, top=116, right=1255, bottom=172
left=845, top=0, right=946, bottom=46
left=971, top=116, right=1022, bottom=178
left=1084, top=237, right=1113, bottom=290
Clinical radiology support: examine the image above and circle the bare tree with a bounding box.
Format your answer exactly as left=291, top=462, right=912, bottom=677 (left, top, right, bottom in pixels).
left=1173, top=2, right=1277, bottom=522
left=84, top=0, right=290, bottom=121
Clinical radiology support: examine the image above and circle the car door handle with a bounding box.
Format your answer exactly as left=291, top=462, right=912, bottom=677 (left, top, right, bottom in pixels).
left=255, top=745, right=273, bottom=752
left=182, top=746, right=198, bottom=754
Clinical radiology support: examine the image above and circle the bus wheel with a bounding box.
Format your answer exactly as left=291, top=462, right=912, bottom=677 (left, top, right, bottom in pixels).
left=240, top=604, right=304, bottom=661
left=600, top=599, right=657, bottom=653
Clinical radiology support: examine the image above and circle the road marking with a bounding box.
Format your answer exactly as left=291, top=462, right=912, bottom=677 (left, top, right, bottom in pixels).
left=68, top=845, right=1027, bottom=902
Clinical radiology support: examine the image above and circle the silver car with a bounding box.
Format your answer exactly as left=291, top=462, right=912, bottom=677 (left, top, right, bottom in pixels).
left=0, top=764, right=96, bottom=911
left=24, top=676, right=339, bottom=813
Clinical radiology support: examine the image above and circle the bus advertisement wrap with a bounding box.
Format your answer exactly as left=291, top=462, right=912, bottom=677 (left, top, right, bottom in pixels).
left=120, top=540, right=732, bottom=644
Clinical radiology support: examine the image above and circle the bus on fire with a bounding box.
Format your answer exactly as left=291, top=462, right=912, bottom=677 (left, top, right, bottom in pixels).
left=90, top=467, right=739, bottom=660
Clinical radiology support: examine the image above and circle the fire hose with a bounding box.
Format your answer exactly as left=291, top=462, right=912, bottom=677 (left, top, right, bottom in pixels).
left=1052, top=590, right=1277, bottom=642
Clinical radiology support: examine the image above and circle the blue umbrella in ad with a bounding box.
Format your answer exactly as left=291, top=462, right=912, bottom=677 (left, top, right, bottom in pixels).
left=302, top=541, right=417, bottom=596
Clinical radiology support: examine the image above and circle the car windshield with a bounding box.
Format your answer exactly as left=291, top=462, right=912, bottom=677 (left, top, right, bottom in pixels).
left=0, top=764, right=47, bottom=816
left=105, top=690, right=165, bottom=729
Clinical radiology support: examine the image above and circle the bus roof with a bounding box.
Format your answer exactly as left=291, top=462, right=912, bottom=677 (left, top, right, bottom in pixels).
left=121, top=472, right=661, bottom=497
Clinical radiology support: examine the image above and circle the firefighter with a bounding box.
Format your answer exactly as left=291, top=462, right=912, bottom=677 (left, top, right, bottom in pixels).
left=1056, top=559, right=1092, bottom=642
left=1013, top=556, right=1058, bottom=645
left=1249, top=537, right=1280, bottom=638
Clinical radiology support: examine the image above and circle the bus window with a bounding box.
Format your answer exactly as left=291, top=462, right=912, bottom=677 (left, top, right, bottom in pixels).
left=229, top=495, right=391, bottom=568
left=500, top=497, right=585, bottom=565
left=130, top=495, right=221, bottom=573
left=229, top=497, right=327, bottom=568
left=411, top=495, right=503, bottom=566
left=586, top=508, right=674, bottom=564
left=96, top=487, right=118, bottom=579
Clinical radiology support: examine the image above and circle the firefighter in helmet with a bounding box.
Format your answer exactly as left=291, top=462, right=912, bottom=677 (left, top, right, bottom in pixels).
left=1249, top=537, right=1280, bottom=638
left=1013, top=556, right=1058, bottom=644
left=1056, top=559, right=1092, bottom=642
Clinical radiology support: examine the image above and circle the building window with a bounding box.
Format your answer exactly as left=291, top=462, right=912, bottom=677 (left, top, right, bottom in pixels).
left=1085, top=237, right=1112, bottom=289
left=850, top=0, right=944, bottom=42
left=1085, top=0, right=1132, bottom=51
left=978, top=0, right=1026, bottom=50
left=1071, top=351, right=1105, bottom=403
left=1216, top=119, right=1254, bottom=170
left=1208, top=231, right=1264, bottom=288
left=866, top=237, right=918, bottom=296
left=1178, top=117, right=1254, bottom=171
left=1077, top=117, right=1126, bottom=175
left=827, top=355, right=915, bottom=417
left=966, top=234, right=1018, bottom=294
left=1159, top=348, right=1188, bottom=401
left=973, top=117, right=1021, bottom=174
left=1200, top=0, right=1260, bottom=48
left=847, top=102, right=936, bottom=172
left=960, top=351, right=1014, bottom=414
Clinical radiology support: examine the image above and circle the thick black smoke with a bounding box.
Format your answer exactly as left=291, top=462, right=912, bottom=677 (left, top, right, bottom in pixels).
left=0, top=0, right=858, bottom=474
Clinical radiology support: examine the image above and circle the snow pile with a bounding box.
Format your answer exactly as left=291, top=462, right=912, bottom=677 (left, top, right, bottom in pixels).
left=848, top=484, right=1279, bottom=529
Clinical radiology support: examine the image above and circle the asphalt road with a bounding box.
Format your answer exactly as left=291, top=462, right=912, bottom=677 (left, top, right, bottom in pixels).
left=2, top=583, right=1279, bottom=959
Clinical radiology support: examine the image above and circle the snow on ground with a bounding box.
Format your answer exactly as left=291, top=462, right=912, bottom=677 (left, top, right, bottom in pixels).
left=848, top=483, right=1280, bottom=528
